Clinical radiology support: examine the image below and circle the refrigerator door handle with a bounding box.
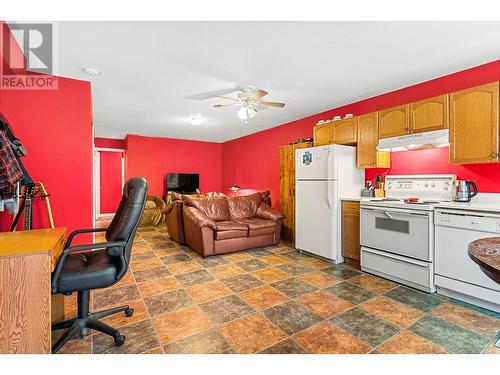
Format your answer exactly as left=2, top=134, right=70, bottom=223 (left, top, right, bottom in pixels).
left=327, top=181, right=332, bottom=208
left=326, top=148, right=332, bottom=180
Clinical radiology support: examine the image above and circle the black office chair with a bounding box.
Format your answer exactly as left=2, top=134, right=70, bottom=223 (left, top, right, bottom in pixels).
left=51, top=177, right=147, bottom=354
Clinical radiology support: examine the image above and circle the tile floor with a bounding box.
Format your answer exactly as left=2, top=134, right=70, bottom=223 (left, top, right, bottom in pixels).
left=56, top=224, right=500, bottom=354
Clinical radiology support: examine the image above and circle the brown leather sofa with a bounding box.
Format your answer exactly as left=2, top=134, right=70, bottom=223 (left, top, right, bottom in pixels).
left=182, top=192, right=283, bottom=257
left=164, top=190, right=272, bottom=246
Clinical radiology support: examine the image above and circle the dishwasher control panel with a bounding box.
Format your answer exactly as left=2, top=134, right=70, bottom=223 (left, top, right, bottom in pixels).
left=435, top=209, right=500, bottom=233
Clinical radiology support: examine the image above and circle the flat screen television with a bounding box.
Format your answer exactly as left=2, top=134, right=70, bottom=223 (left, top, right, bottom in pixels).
left=166, top=173, right=199, bottom=194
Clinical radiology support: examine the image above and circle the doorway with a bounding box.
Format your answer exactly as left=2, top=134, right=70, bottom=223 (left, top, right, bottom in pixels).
left=94, top=148, right=125, bottom=220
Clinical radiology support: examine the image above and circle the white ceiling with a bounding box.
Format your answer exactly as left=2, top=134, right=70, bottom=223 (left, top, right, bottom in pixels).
left=54, top=21, right=500, bottom=142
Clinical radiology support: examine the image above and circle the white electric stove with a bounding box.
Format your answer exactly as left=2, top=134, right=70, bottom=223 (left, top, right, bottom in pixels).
left=360, top=174, right=456, bottom=293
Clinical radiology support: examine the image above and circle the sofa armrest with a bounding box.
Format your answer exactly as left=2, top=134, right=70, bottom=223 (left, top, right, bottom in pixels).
left=184, top=206, right=217, bottom=230
left=255, top=203, right=284, bottom=222
left=164, top=200, right=179, bottom=215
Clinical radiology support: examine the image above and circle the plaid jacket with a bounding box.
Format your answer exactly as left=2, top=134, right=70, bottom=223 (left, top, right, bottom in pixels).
left=0, top=130, right=23, bottom=195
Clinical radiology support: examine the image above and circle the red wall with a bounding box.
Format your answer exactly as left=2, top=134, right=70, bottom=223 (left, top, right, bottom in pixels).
left=0, top=78, right=93, bottom=233
left=99, top=151, right=123, bottom=213
left=125, top=134, right=222, bottom=197
left=221, top=60, right=500, bottom=208
left=0, top=22, right=94, bottom=235
left=365, top=147, right=500, bottom=193
left=95, top=137, right=126, bottom=149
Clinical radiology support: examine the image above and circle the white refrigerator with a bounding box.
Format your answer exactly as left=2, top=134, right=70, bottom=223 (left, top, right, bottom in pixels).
left=295, top=144, right=364, bottom=262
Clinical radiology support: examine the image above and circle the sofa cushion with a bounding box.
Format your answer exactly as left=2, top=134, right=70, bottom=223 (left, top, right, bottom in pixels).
left=227, top=193, right=262, bottom=220
left=183, top=195, right=230, bottom=222
left=236, top=218, right=275, bottom=230
left=216, top=221, right=248, bottom=231
left=215, top=229, right=248, bottom=240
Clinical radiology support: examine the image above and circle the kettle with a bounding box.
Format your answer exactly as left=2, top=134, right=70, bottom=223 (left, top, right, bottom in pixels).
left=453, top=180, right=478, bottom=202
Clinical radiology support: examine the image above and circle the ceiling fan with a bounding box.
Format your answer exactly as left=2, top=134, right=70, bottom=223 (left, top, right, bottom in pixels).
left=213, top=86, right=285, bottom=123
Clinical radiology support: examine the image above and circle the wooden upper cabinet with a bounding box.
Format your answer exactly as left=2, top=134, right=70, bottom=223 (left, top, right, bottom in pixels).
left=313, top=122, right=333, bottom=146
left=378, top=104, right=410, bottom=139
left=357, top=112, right=378, bottom=168
left=410, top=94, right=449, bottom=133
left=333, top=117, right=358, bottom=144
left=357, top=111, right=390, bottom=168
left=449, top=81, right=499, bottom=164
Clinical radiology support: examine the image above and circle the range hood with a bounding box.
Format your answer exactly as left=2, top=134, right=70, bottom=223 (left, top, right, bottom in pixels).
left=377, top=129, right=449, bottom=152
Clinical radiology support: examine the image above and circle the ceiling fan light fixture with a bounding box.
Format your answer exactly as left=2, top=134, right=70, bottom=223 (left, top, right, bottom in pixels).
left=237, top=106, right=257, bottom=122
left=189, top=114, right=204, bottom=125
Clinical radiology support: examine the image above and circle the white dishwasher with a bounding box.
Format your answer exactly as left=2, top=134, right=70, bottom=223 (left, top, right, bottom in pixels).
left=434, top=208, right=500, bottom=312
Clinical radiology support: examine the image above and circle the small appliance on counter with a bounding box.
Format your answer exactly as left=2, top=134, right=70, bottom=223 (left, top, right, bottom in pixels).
left=452, top=180, right=478, bottom=202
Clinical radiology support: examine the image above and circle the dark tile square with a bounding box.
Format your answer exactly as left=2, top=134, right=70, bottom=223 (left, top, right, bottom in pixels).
left=324, top=282, right=375, bottom=305
left=237, top=259, right=268, bottom=272
left=161, top=253, right=192, bottom=265
left=131, top=251, right=157, bottom=262
left=409, top=315, right=490, bottom=354
left=175, top=269, right=215, bottom=287
left=263, top=301, right=322, bottom=335
left=283, top=251, right=310, bottom=261
left=271, top=278, right=317, bottom=299
left=151, top=241, right=177, bottom=250
left=384, top=286, right=443, bottom=312
left=144, top=289, right=193, bottom=316
left=133, top=266, right=170, bottom=282
left=258, top=339, right=306, bottom=354
left=199, top=295, right=254, bottom=324
left=92, top=320, right=160, bottom=354
left=277, top=262, right=314, bottom=276
left=163, top=328, right=234, bottom=354
left=320, top=265, right=362, bottom=279
left=93, top=284, right=141, bottom=310
left=222, top=273, right=263, bottom=292
left=196, top=256, right=229, bottom=268
left=244, top=248, right=273, bottom=257
left=331, top=307, right=399, bottom=347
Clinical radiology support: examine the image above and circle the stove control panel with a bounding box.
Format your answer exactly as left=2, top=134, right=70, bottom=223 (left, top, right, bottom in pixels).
left=385, top=175, right=456, bottom=201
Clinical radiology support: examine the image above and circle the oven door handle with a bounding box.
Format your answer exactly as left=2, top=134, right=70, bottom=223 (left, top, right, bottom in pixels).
left=361, top=207, right=429, bottom=217
left=384, top=211, right=395, bottom=220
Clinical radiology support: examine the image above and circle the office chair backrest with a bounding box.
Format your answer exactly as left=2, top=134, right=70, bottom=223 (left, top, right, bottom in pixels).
left=106, top=177, right=148, bottom=279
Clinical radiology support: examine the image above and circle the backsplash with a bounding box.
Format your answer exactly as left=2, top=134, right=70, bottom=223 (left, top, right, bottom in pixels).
left=365, top=146, right=500, bottom=193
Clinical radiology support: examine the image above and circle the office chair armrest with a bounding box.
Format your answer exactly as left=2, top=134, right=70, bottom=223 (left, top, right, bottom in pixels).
left=65, top=227, right=108, bottom=248
left=52, top=240, right=126, bottom=293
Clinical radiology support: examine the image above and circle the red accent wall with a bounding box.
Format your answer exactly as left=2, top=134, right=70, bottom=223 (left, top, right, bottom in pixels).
left=221, top=60, right=500, bottom=208
left=125, top=134, right=222, bottom=197
left=99, top=151, right=123, bottom=213
left=95, top=137, right=125, bottom=149
left=365, top=147, right=500, bottom=193
left=0, top=78, right=93, bottom=233
left=0, top=22, right=94, bottom=235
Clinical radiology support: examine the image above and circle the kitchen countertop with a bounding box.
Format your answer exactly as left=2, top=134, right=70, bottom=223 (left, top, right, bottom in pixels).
left=434, top=201, right=500, bottom=214
left=468, top=237, right=500, bottom=284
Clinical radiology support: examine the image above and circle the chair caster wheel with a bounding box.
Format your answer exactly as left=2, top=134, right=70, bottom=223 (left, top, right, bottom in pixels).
left=124, top=308, right=134, bottom=317
left=114, top=334, right=126, bottom=346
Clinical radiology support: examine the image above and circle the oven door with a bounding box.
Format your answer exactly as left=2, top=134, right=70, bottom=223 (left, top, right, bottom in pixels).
left=360, top=206, right=431, bottom=261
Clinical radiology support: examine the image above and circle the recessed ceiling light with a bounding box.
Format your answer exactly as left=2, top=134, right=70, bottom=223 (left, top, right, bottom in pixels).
left=83, top=67, right=101, bottom=76
left=189, top=114, right=204, bottom=125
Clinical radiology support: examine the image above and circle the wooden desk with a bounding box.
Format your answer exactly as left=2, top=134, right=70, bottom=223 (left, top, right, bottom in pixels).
left=0, top=228, right=66, bottom=354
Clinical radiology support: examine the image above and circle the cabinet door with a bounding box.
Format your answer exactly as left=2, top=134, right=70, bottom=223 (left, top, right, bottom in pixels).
left=379, top=104, right=410, bottom=139
left=333, top=118, right=358, bottom=144
left=410, top=94, right=449, bottom=133
left=357, top=112, right=378, bottom=168
left=313, top=122, right=333, bottom=146
left=342, top=201, right=360, bottom=262
left=450, top=81, right=499, bottom=164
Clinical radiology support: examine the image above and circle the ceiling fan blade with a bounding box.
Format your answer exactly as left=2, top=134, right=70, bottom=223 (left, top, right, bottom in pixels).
left=258, top=101, right=285, bottom=108
left=248, top=89, right=269, bottom=100
left=214, top=103, right=237, bottom=108
left=214, top=95, right=239, bottom=101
